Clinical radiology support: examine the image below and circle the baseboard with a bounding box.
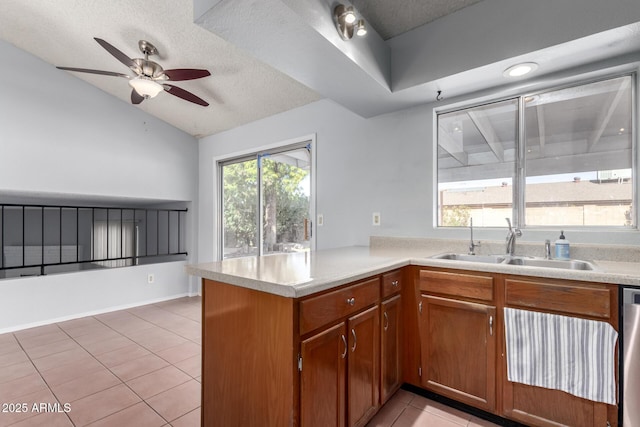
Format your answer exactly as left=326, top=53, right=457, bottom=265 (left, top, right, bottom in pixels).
left=0, top=293, right=195, bottom=334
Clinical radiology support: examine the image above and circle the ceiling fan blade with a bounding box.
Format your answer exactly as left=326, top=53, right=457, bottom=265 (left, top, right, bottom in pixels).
left=131, top=89, right=144, bottom=105
left=163, top=84, right=209, bottom=106
left=163, top=69, right=211, bottom=81
left=93, top=37, right=139, bottom=71
left=56, top=66, right=130, bottom=79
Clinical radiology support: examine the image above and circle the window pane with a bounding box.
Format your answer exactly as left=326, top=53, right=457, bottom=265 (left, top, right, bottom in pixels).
left=261, top=148, right=311, bottom=255
left=222, top=159, right=258, bottom=259
left=524, top=76, right=633, bottom=226
left=438, top=99, right=518, bottom=227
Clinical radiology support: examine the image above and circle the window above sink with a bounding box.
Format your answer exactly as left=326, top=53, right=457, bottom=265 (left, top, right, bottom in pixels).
left=435, top=74, right=635, bottom=231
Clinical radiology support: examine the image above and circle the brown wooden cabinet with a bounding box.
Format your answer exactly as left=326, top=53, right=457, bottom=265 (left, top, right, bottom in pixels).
left=380, top=269, right=403, bottom=404
left=300, top=323, right=347, bottom=427
left=202, top=275, right=381, bottom=427
left=381, top=294, right=402, bottom=404
left=413, top=268, right=619, bottom=427
left=299, top=277, right=380, bottom=427
left=501, top=276, right=618, bottom=427
left=201, top=263, right=619, bottom=427
left=347, top=306, right=380, bottom=427
left=201, top=279, right=297, bottom=427
left=420, top=295, right=496, bottom=411
left=300, top=306, right=382, bottom=427
left=418, top=268, right=497, bottom=412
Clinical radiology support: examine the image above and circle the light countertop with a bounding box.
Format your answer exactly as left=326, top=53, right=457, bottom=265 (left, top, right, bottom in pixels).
left=185, top=244, right=640, bottom=298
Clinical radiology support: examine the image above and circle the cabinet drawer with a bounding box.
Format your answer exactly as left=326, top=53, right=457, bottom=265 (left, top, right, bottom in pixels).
left=382, top=269, right=402, bottom=298
left=419, top=269, right=494, bottom=302
left=300, top=277, right=380, bottom=335
left=505, top=278, right=612, bottom=319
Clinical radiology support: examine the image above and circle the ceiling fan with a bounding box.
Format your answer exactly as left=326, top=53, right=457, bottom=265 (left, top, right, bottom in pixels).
left=57, top=37, right=211, bottom=106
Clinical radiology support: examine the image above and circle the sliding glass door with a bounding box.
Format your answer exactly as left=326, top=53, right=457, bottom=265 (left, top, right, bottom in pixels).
left=220, top=143, right=312, bottom=259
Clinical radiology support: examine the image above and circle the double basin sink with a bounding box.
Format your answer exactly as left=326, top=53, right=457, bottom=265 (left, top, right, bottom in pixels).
left=430, top=253, right=599, bottom=271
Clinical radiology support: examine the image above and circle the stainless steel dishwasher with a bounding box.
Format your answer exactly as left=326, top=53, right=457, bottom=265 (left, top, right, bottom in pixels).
left=623, top=286, right=640, bottom=426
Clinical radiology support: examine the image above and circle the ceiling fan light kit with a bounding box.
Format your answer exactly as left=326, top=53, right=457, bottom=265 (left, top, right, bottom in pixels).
left=128, top=76, right=163, bottom=98
left=56, top=37, right=211, bottom=106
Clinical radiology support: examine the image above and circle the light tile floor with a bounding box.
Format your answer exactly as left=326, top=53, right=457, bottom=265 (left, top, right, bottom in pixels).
left=0, top=297, right=501, bottom=427
left=0, top=297, right=201, bottom=427
left=366, top=389, right=501, bottom=427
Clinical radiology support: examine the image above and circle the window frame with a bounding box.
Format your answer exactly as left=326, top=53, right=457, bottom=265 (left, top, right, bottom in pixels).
left=214, top=135, right=317, bottom=261
left=434, top=70, right=638, bottom=231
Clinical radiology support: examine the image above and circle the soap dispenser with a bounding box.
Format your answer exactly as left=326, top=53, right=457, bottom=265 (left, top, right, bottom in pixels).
left=555, top=231, right=570, bottom=259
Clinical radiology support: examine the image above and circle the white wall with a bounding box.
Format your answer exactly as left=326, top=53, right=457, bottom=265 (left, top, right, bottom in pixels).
left=0, top=41, right=199, bottom=331
left=198, top=56, right=640, bottom=260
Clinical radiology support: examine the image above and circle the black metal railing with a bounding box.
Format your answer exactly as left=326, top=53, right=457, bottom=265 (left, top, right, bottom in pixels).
left=0, top=203, right=188, bottom=277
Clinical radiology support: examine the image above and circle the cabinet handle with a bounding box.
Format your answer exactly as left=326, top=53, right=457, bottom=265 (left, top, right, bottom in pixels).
left=341, top=334, right=347, bottom=359
left=391, top=280, right=399, bottom=287
left=351, top=329, right=357, bottom=352
left=346, top=297, right=355, bottom=306
left=383, top=312, right=389, bottom=331
left=489, top=315, right=493, bottom=336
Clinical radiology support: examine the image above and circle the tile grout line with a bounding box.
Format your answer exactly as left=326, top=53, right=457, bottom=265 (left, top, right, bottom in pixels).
left=104, top=301, right=201, bottom=347
left=72, top=316, right=184, bottom=426
left=81, top=300, right=202, bottom=425
left=8, top=326, right=75, bottom=427
left=2, top=298, right=202, bottom=426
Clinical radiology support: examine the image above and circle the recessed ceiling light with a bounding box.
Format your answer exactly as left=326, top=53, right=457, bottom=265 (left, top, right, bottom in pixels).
left=503, top=62, right=538, bottom=78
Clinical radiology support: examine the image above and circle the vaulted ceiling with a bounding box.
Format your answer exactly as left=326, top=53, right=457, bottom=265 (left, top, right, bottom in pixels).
left=1, top=0, right=639, bottom=138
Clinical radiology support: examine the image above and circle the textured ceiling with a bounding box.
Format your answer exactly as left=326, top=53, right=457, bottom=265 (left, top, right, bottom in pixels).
left=352, top=0, right=484, bottom=40
left=0, top=0, right=482, bottom=138
left=0, top=0, right=321, bottom=138
left=1, top=0, right=637, bottom=139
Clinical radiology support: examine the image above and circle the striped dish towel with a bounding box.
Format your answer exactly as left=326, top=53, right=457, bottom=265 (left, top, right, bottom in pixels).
left=504, top=307, right=618, bottom=405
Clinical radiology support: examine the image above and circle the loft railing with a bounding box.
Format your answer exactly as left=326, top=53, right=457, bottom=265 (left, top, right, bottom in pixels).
left=0, top=203, right=188, bottom=277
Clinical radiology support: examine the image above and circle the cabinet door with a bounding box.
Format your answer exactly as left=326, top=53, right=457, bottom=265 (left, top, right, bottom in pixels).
left=301, top=322, right=347, bottom=427
left=420, top=295, right=496, bottom=412
left=502, top=279, right=616, bottom=427
left=347, top=305, right=380, bottom=427
left=503, top=382, right=609, bottom=427
left=381, top=295, right=402, bottom=403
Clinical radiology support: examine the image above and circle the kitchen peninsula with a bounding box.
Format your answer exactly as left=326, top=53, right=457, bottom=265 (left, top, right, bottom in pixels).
left=186, top=238, right=640, bottom=427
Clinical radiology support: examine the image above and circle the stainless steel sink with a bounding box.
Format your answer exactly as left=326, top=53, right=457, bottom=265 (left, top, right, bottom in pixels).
left=504, top=257, right=598, bottom=271
left=430, top=253, right=506, bottom=264
left=429, top=253, right=598, bottom=271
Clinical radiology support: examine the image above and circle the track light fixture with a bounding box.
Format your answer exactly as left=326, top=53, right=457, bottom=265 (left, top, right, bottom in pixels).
left=334, top=4, right=367, bottom=40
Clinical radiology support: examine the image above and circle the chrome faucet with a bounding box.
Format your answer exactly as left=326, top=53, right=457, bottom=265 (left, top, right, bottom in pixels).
left=544, top=239, right=552, bottom=259
left=468, top=218, right=479, bottom=255
left=505, top=218, right=522, bottom=256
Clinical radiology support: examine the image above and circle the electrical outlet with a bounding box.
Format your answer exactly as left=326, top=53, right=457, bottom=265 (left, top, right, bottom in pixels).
left=147, top=273, right=155, bottom=284
left=372, top=212, right=381, bottom=226
left=317, top=214, right=324, bottom=227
